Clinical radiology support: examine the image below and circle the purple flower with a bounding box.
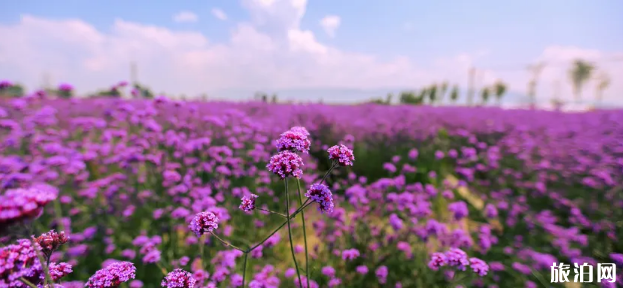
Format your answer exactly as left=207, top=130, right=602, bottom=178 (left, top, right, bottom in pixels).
left=289, top=126, right=310, bottom=136
left=445, top=248, right=469, bottom=271
left=276, top=130, right=311, bottom=154
left=0, top=80, right=12, bottom=89
left=321, top=266, right=336, bottom=278
left=375, top=266, right=388, bottom=284
left=189, top=211, right=219, bottom=237
left=284, top=268, right=296, bottom=278
left=408, top=148, right=418, bottom=159
left=610, top=253, right=623, bottom=265
left=0, top=184, right=58, bottom=227
left=85, top=261, right=136, bottom=288
left=239, top=194, right=258, bottom=212
left=428, top=252, right=447, bottom=270
left=448, top=201, right=469, bottom=220
left=469, top=258, right=489, bottom=276
left=34, top=229, right=69, bottom=258
left=58, top=83, right=73, bottom=91
left=305, top=184, right=334, bottom=214
left=161, top=268, right=196, bottom=288
left=389, top=213, right=403, bottom=231
left=49, top=262, right=73, bottom=281
left=484, top=204, right=498, bottom=218
left=356, top=265, right=368, bottom=275
left=342, top=248, right=360, bottom=260
left=435, top=150, right=445, bottom=159
left=327, top=144, right=355, bottom=166
left=328, top=278, right=342, bottom=287
left=266, top=151, right=304, bottom=179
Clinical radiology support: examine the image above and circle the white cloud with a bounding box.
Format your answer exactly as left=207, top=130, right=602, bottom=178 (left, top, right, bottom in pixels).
left=0, top=0, right=620, bottom=106
left=211, top=8, right=228, bottom=21
left=173, top=11, right=198, bottom=23
left=319, top=15, right=340, bottom=38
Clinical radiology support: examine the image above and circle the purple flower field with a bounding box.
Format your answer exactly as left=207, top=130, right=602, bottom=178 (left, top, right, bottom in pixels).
left=1, top=95, right=622, bottom=287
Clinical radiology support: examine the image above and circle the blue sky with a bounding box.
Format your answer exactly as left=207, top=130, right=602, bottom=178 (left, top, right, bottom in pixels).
left=0, top=0, right=622, bottom=105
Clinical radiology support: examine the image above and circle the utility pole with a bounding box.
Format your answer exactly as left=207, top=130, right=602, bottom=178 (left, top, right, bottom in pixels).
left=41, top=72, right=51, bottom=90
left=130, top=62, right=138, bottom=86
left=467, top=67, right=476, bottom=106
left=527, top=62, right=545, bottom=107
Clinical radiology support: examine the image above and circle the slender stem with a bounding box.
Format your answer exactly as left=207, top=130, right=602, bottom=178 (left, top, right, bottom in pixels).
left=296, top=180, right=310, bottom=288
left=19, top=278, right=38, bottom=288
left=292, top=202, right=313, bottom=218
left=319, top=163, right=337, bottom=185
left=257, top=208, right=287, bottom=218
left=242, top=252, right=248, bottom=287
left=248, top=220, right=288, bottom=252
left=32, top=239, right=53, bottom=287
left=199, top=234, right=205, bottom=265
left=155, top=261, right=168, bottom=276
left=284, top=180, right=302, bottom=287
left=210, top=232, right=247, bottom=253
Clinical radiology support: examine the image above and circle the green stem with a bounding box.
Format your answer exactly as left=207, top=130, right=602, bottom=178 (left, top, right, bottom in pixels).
left=19, top=278, right=38, bottom=288
left=257, top=208, right=287, bottom=218
left=242, top=252, right=248, bottom=287
left=296, top=179, right=310, bottom=288
left=32, top=239, right=53, bottom=287
left=320, top=163, right=337, bottom=185
left=199, top=234, right=205, bottom=260
left=210, top=232, right=247, bottom=253
left=284, top=180, right=302, bottom=287
left=155, top=261, right=168, bottom=276
left=248, top=221, right=288, bottom=251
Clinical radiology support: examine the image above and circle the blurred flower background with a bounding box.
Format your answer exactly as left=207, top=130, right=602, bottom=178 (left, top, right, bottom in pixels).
left=1, top=0, right=623, bottom=287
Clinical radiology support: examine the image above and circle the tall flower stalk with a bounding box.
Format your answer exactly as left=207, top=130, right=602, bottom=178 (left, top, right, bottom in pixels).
left=296, top=179, right=310, bottom=288
left=196, top=127, right=354, bottom=287
left=284, top=179, right=303, bottom=286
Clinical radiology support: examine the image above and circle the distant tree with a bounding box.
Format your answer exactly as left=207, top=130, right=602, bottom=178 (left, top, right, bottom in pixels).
left=133, top=83, right=154, bottom=99
left=418, top=89, right=427, bottom=104
left=428, top=84, right=438, bottom=104
left=200, top=93, right=208, bottom=101
left=568, top=59, right=594, bottom=101
left=493, top=80, right=507, bottom=106
left=439, top=82, right=448, bottom=104
left=385, top=93, right=393, bottom=104
left=481, top=87, right=491, bottom=105
left=1, top=83, right=25, bottom=97
left=595, top=72, right=610, bottom=103
left=399, top=91, right=416, bottom=104
left=449, top=85, right=459, bottom=103
left=271, top=94, right=278, bottom=103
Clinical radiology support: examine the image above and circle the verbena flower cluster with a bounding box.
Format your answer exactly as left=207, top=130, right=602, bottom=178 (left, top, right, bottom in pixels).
left=428, top=248, right=489, bottom=276
left=239, top=194, right=258, bottom=212
left=189, top=211, right=220, bottom=237
left=85, top=261, right=136, bottom=288
left=161, top=269, right=196, bottom=288
left=266, top=151, right=304, bottom=179
left=34, top=229, right=69, bottom=258
left=0, top=231, right=72, bottom=287
left=0, top=184, right=58, bottom=228
left=327, top=144, right=355, bottom=167
left=275, top=130, right=311, bottom=154
left=304, top=184, right=334, bottom=213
